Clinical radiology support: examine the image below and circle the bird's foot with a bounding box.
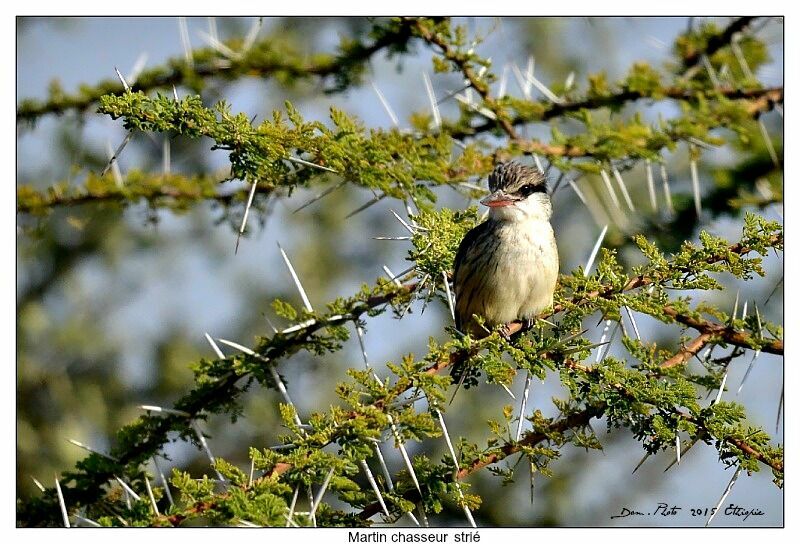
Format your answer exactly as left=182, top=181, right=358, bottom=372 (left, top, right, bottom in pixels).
left=524, top=317, right=536, bottom=331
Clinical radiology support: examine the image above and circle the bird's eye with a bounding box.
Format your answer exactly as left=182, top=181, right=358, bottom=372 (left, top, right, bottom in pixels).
left=518, top=184, right=545, bottom=196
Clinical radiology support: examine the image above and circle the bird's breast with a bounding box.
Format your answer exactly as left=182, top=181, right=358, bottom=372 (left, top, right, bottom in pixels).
left=455, top=219, right=558, bottom=333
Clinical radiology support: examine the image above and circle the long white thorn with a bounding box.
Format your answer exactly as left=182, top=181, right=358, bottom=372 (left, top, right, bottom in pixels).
left=659, top=164, right=674, bottom=214
left=436, top=410, right=477, bottom=527
left=632, top=451, right=651, bottom=474
left=177, top=17, right=193, bottom=68
left=442, top=271, right=456, bottom=323
left=515, top=372, right=533, bottom=441
left=31, top=476, right=46, bottom=492
left=757, top=119, right=780, bottom=168
left=68, top=439, right=119, bottom=461
left=645, top=159, right=658, bottom=211
left=689, top=146, right=702, bottom=217
left=611, top=166, right=636, bottom=212
left=597, top=321, right=620, bottom=362
left=706, top=467, right=742, bottom=527
left=285, top=155, right=338, bottom=173
left=567, top=177, right=588, bottom=205
left=737, top=305, right=762, bottom=394
left=564, top=71, right=575, bottom=91
left=422, top=72, right=441, bottom=129
left=286, top=486, right=299, bottom=527
left=497, top=64, right=509, bottom=97
left=355, top=324, right=371, bottom=369
left=524, top=55, right=535, bottom=97
left=242, top=17, right=263, bottom=53
left=114, top=476, right=142, bottom=502
left=278, top=243, right=313, bottom=312
left=511, top=62, right=530, bottom=99
left=701, top=54, right=721, bottom=88
left=207, top=16, right=219, bottom=43
left=101, top=131, right=133, bottom=178
left=144, top=476, right=160, bottom=515
left=714, top=370, right=729, bottom=405
left=523, top=71, right=564, bottom=104
left=280, top=318, right=317, bottom=335
left=215, top=337, right=303, bottom=427
left=307, top=485, right=317, bottom=527
left=730, top=289, right=740, bottom=326
left=595, top=320, right=611, bottom=364
left=373, top=443, right=393, bottom=490
left=114, top=66, right=131, bottom=92
left=140, top=405, right=190, bottom=417
left=453, top=93, right=496, bottom=120
left=599, top=169, right=622, bottom=210
left=533, top=154, right=545, bottom=174
left=382, top=265, right=403, bottom=287
left=624, top=306, right=641, bottom=340
left=418, top=503, right=430, bottom=527
left=104, top=141, right=123, bottom=187
left=664, top=437, right=699, bottom=473
left=153, top=456, right=174, bottom=506
left=74, top=514, right=101, bottom=527
left=197, top=29, right=238, bottom=59
left=191, top=421, right=225, bottom=481
left=204, top=333, right=225, bottom=358
left=345, top=193, right=386, bottom=219
left=390, top=209, right=416, bottom=234
left=293, top=180, right=347, bottom=213
left=360, top=460, right=390, bottom=517
left=388, top=414, right=422, bottom=494
left=162, top=137, right=171, bottom=175
left=730, top=33, right=755, bottom=80
left=309, top=467, right=335, bottom=517
left=235, top=179, right=259, bottom=254
left=584, top=225, right=608, bottom=277
left=371, top=81, right=400, bottom=127
left=54, top=477, right=70, bottom=527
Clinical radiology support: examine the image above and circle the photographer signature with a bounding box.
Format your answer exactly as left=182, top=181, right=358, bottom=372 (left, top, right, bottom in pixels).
left=610, top=503, right=765, bottom=521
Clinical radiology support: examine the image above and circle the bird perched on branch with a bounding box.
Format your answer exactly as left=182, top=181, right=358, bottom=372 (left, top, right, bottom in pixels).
left=453, top=162, right=559, bottom=340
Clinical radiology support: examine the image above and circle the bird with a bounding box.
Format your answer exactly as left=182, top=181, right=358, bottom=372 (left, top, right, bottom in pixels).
left=452, top=161, right=559, bottom=340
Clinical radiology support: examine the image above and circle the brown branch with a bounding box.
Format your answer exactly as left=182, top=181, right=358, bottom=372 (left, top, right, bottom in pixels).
left=662, top=307, right=782, bottom=355
left=409, top=18, right=519, bottom=140
left=680, top=17, right=757, bottom=72
left=454, top=86, right=783, bottom=140
left=17, top=19, right=418, bottom=123
left=660, top=333, right=714, bottom=368
left=17, top=183, right=274, bottom=214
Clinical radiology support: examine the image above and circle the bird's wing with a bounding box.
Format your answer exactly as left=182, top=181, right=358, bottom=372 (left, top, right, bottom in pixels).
left=452, top=220, right=490, bottom=332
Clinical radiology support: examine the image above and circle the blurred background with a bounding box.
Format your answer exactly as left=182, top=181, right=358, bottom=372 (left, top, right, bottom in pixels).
left=16, top=17, right=783, bottom=526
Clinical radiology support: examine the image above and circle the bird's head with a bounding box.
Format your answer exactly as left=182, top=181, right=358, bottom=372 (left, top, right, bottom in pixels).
left=480, top=162, right=552, bottom=222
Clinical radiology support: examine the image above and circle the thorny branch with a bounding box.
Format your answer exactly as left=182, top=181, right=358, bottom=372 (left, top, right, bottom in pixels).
left=679, top=16, right=757, bottom=72
left=17, top=18, right=419, bottom=123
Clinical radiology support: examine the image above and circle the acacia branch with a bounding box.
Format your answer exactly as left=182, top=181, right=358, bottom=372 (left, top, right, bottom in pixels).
left=17, top=19, right=418, bottom=123
left=452, top=86, right=783, bottom=140
left=680, top=17, right=757, bottom=72
left=17, top=280, right=421, bottom=526
left=409, top=18, right=519, bottom=140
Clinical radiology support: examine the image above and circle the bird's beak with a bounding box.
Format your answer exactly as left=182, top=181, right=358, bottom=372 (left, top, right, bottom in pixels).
left=480, top=190, right=517, bottom=208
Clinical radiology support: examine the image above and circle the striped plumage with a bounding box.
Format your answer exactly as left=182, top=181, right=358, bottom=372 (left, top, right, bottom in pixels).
left=453, top=162, right=559, bottom=338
